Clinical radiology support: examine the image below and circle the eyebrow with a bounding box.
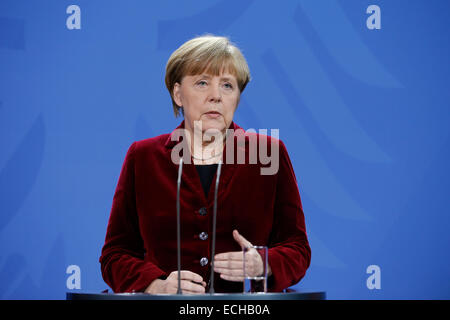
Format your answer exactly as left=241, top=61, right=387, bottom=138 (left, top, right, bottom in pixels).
left=221, top=77, right=234, bottom=82
left=197, top=74, right=236, bottom=82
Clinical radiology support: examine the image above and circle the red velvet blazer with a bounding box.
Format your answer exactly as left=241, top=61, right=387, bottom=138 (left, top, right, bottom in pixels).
left=99, top=120, right=311, bottom=293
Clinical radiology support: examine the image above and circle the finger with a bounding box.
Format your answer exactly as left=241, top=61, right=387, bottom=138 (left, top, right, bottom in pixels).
left=178, top=270, right=204, bottom=283
left=191, top=280, right=207, bottom=288
left=214, top=260, right=243, bottom=270
left=169, top=284, right=204, bottom=295
left=215, top=251, right=243, bottom=261
left=169, top=285, right=204, bottom=295
left=179, top=280, right=206, bottom=293
left=220, top=273, right=244, bottom=282
left=214, top=267, right=244, bottom=277
left=233, top=230, right=252, bottom=249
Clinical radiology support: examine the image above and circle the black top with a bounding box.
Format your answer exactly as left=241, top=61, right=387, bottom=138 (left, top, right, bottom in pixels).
left=195, top=164, right=218, bottom=198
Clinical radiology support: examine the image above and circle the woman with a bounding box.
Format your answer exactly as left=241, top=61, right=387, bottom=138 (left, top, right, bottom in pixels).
left=99, top=35, right=311, bottom=294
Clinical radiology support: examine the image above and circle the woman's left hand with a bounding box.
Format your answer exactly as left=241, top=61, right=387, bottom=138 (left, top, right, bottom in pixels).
left=213, top=230, right=271, bottom=282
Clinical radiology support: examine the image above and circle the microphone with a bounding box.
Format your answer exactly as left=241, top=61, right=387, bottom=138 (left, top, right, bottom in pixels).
left=176, top=158, right=183, bottom=294
left=209, top=160, right=223, bottom=294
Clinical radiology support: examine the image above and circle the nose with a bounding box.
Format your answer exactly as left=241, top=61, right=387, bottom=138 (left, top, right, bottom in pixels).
left=208, top=84, right=222, bottom=103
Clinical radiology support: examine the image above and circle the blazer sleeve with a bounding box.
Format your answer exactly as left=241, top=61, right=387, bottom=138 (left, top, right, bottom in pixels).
left=99, top=141, right=167, bottom=293
left=267, top=140, right=311, bottom=292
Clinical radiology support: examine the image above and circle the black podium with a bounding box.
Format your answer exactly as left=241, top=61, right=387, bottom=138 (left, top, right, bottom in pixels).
left=66, top=291, right=326, bottom=300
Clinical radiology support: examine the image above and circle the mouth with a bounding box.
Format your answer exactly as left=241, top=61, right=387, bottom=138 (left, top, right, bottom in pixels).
left=204, top=111, right=221, bottom=118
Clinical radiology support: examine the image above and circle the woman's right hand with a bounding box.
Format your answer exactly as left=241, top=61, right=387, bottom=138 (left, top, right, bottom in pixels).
left=145, top=270, right=207, bottom=294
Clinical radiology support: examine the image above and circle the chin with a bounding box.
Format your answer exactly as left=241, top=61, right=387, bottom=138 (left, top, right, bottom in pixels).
left=202, top=125, right=225, bottom=135
left=201, top=120, right=225, bottom=133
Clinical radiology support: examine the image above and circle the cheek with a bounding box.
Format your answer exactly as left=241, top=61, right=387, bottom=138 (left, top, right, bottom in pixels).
left=183, top=94, right=204, bottom=116
left=224, top=96, right=239, bottom=116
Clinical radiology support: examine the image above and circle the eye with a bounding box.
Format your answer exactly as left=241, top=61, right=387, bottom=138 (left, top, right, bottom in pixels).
left=223, top=82, right=233, bottom=90
left=197, top=80, right=208, bottom=87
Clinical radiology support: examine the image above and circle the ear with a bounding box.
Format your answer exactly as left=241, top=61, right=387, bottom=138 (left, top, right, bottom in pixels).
left=173, top=82, right=183, bottom=107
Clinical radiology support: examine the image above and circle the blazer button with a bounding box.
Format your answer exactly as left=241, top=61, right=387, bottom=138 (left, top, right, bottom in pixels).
left=200, top=257, right=209, bottom=267
left=199, top=232, right=208, bottom=241
left=199, top=207, right=207, bottom=216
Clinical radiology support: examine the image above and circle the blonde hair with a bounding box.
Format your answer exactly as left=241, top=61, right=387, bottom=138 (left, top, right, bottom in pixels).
left=165, top=35, right=251, bottom=117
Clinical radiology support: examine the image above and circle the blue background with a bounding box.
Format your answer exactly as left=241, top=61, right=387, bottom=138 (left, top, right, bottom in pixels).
left=1, top=0, right=449, bottom=299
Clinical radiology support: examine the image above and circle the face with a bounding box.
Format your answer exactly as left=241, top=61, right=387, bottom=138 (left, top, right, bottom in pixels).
left=173, top=72, right=240, bottom=137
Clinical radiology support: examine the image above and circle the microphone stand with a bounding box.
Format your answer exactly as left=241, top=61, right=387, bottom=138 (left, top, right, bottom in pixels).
left=176, top=158, right=183, bottom=294
left=209, top=160, right=223, bottom=294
